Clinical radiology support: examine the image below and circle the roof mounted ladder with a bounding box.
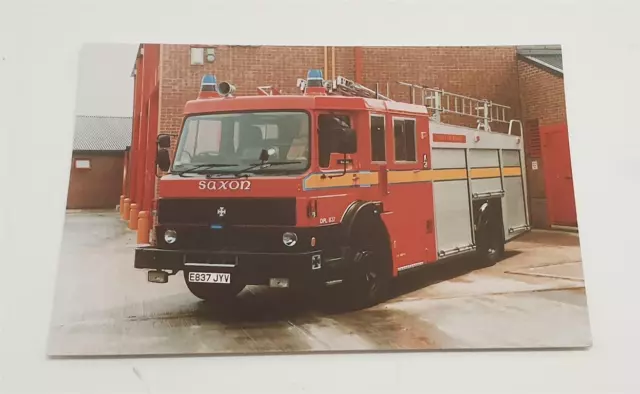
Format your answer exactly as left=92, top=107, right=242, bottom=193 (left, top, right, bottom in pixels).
left=326, top=76, right=393, bottom=101
left=398, top=82, right=511, bottom=132
left=257, top=86, right=282, bottom=96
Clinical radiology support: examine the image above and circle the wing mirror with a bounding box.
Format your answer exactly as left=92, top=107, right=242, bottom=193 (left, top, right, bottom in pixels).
left=157, top=133, right=171, bottom=149
left=334, top=128, right=357, bottom=154
left=156, top=149, right=171, bottom=172
left=323, top=127, right=357, bottom=180
left=156, top=133, right=172, bottom=173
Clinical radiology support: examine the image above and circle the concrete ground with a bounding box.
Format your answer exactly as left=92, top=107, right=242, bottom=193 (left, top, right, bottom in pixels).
left=47, top=211, right=592, bottom=356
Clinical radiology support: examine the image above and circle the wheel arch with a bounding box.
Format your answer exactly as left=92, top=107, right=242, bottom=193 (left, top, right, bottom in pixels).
left=341, top=200, right=393, bottom=273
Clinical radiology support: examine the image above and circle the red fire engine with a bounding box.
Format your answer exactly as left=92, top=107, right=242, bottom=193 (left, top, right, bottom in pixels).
left=134, top=70, right=530, bottom=309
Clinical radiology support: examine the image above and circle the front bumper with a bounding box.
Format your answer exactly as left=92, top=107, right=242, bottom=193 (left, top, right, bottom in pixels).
left=134, top=247, right=346, bottom=286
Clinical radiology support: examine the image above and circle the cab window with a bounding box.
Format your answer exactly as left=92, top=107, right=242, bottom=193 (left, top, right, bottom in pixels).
left=318, top=114, right=352, bottom=168
left=370, top=115, right=386, bottom=162
left=393, top=118, right=416, bottom=162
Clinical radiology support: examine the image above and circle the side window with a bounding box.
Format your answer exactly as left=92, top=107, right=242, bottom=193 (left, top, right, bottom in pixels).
left=370, top=115, right=386, bottom=162
left=393, top=118, right=416, bottom=162
left=318, top=114, right=352, bottom=168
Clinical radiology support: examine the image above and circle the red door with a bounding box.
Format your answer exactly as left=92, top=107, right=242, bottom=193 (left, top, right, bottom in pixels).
left=540, top=123, right=577, bottom=227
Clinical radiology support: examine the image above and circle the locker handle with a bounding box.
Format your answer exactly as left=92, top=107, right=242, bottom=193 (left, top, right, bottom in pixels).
left=472, top=190, right=505, bottom=199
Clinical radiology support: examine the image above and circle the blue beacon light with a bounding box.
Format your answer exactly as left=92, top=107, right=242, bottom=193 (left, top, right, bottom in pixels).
left=307, top=69, right=323, bottom=80
left=201, top=74, right=218, bottom=92
left=306, top=69, right=324, bottom=87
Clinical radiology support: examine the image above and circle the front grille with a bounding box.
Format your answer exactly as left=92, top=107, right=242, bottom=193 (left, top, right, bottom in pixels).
left=157, top=198, right=297, bottom=226
left=155, top=225, right=344, bottom=255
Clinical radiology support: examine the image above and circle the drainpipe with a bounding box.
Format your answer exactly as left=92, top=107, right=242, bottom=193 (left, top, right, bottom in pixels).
left=331, top=47, right=336, bottom=80
left=354, top=46, right=363, bottom=83
left=324, top=47, right=328, bottom=80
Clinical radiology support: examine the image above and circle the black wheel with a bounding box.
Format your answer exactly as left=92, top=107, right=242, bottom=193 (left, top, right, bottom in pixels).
left=183, top=271, right=245, bottom=302
left=475, top=203, right=505, bottom=267
left=342, top=221, right=391, bottom=310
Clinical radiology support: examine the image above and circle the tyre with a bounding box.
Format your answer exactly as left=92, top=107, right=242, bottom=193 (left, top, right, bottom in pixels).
left=475, top=202, right=505, bottom=267
left=183, top=271, right=245, bottom=302
left=342, top=220, right=391, bottom=310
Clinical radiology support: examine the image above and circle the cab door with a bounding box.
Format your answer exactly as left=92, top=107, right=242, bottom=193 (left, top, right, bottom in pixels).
left=316, top=112, right=359, bottom=176
left=383, top=114, right=434, bottom=269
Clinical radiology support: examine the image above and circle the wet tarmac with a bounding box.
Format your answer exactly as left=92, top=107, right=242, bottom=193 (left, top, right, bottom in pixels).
left=47, top=211, right=591, bottom=356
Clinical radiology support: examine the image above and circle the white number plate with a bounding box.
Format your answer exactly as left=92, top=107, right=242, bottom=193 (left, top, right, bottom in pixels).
left=187, top=272, right=231, bottom=284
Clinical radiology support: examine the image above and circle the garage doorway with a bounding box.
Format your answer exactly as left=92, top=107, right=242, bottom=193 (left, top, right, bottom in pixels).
left=540, top=123, right=577, bottom=227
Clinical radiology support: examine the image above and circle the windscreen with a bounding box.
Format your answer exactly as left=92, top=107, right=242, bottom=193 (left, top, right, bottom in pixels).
left=172, top=111, right=310, bottom=174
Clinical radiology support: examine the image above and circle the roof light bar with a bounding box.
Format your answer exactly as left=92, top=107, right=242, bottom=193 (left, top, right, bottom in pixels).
left=198, top=74, right=221, bottom=99
left=200, top=74, right=217, bottom=92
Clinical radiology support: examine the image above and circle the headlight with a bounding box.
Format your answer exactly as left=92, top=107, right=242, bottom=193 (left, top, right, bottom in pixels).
left=282, top=232, right=298, bottom=247
left=164, top=229, right=177, bottom=244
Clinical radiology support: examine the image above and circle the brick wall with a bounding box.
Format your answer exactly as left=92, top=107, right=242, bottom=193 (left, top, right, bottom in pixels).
left=517, top=59, right=567, bottom=228
left=360, top=46, right=522, bottom=131
left=517, top=60, right=566, bottom=126
left=67, top=152, right=125, bottom=209
left=159, top=45, right=522, bottom=135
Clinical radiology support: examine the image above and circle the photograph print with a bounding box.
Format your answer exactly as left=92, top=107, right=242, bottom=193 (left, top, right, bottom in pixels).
left=47, top=43, right=590, bottom=356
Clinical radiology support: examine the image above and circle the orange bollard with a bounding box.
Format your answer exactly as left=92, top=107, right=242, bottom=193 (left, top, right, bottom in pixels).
left=119, top=195, right=125, bottom=217
left=137, top=211, right=150, bottom=244
left=123, top=198, right=131, bottom=221
left=129, top=204, right=139, bottom=230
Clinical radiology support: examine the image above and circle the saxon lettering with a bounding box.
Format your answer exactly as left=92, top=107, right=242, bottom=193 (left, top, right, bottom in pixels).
left=198, top=180, right=252, bottom=191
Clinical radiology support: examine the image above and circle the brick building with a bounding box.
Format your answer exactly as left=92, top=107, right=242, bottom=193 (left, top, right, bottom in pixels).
left=127, top=44, right=575, bottom=228
left=67, top=115, right=132, bottom=209
left=516, top=45, right=575, bottom=228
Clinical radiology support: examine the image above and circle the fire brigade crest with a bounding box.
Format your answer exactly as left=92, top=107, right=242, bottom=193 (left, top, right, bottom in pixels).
left=217, top=207, right=226, bottom=217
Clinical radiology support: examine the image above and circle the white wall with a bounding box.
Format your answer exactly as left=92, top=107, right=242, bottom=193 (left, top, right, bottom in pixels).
left=74, top=42, right=138, bottom=117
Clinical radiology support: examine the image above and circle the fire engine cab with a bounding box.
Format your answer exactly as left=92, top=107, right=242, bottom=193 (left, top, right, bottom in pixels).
left=134, top=70, right=530, bottom=309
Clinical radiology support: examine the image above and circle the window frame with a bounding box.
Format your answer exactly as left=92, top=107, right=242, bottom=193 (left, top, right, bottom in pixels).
left=370, top=113, right=387, bottom=164
left=317, top=112, right=353, bottom=170
left=190, top=47, right=205, bottom=65
left=172, top=109, right=313, bottom=174
left=392, top=116, right=418, bottom=163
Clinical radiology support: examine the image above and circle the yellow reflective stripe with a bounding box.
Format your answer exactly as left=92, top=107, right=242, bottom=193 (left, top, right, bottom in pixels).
left=388, top=169, right=436, bottom=183
left=502, top=166, right=522, bottom=177
left=469, top=167, right=501, bottom=179
left=302, top=166, right=522, bottom=190
left=431, top=169, right=468, bottom=181
left=303, top=173, right=356, bottom=189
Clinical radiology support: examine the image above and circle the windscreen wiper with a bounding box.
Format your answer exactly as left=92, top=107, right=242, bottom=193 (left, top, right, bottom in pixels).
left=173, top=163, right=239, bottom=177
left=231, top=161, right=302, bottom=177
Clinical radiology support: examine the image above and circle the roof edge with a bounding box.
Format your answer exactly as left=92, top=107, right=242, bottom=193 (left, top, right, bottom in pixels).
left=516, top=45, right=562, bottom=56
left=518, top=54, right=564, bottom=77
left=130, top=44, right=143, bottom=77
left=72, top=149, right=128, bottom=155
left=76, top=114, right=133, bottom=119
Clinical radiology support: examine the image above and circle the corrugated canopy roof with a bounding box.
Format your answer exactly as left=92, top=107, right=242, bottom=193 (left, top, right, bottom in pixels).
left=73, top=115, right=133, bottom=151
left=516, top=45, right=563, bottom=75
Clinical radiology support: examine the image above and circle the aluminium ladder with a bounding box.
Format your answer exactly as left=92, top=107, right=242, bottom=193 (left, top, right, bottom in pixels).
left=397, top=81, right=512, bottom=133
left=329, top=76, right=521, bottom=134
left=261, top=73, right=522, bottom=134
